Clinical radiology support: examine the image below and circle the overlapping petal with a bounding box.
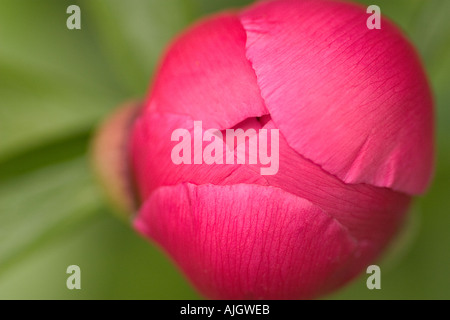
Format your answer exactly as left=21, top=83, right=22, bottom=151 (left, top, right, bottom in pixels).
left=145, top=13, right=267, bottom=129
left=130, top=112, right=270, bottom=201
left=135, top=183, right=359, bottom=299
left=240, top=0, right=434, bottom=194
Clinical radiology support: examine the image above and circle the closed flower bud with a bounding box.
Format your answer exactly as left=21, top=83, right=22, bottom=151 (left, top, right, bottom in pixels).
left=95, top=0, right=434, bottom=299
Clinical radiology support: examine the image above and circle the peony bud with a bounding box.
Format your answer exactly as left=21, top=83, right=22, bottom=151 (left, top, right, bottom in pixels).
left=97, top=0, right=434, bottom=299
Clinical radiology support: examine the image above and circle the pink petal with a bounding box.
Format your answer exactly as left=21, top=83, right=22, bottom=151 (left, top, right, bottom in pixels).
left=130, top=113, right=410, bottom=250
left=129, top=112, right=268, bottom=201
left=145, top=12, right=267, bottom=129
left=247, top=120, right=411, bottom=248
left=134, top=183, right=360, bottom=300
left=240, top=0, right=434, bottom=195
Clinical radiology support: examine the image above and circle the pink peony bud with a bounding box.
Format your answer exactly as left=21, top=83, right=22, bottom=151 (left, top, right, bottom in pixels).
left=121, top=0, right=434, bottom=299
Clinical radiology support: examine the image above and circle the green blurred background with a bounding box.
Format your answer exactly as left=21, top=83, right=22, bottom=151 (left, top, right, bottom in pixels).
left=0, top=0, right=449, bottom=299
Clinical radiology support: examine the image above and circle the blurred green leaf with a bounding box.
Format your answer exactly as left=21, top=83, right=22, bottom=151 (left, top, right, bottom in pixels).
left=0, top=209, right=200, bottom=299
left=0, top=130, right=90, bottom=182
left=0, top=0, right=125, bottom=161
left=81, top=0, right=192, bottom=96
left=0, top=0, right=449, bottom=300
left=0, top=158, right=101, bottom=275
